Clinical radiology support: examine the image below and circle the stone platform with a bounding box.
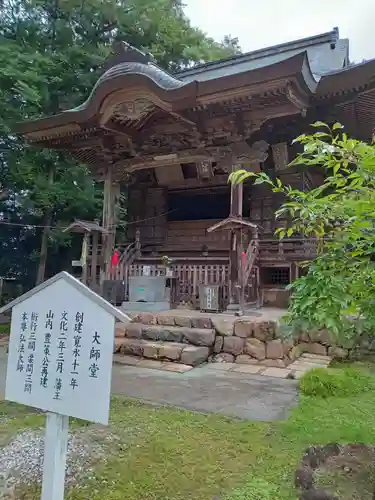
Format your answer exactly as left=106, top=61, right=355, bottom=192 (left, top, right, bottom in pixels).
left=114, top=307, right=344, bottom=369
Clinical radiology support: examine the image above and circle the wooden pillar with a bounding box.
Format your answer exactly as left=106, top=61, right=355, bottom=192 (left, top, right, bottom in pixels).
left=101, top=165, right=120, bottom=285
left=91, top=231, right=99, bottom=287
left=228, top=162, right=243, bottom=310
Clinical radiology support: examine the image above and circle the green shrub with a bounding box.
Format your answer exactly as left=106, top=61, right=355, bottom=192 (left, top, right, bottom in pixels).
left=300, top=367, right=375, bottom=398
left=226, top=478, right=278, bottom=500
left=0, top=323, right=9, bottom=335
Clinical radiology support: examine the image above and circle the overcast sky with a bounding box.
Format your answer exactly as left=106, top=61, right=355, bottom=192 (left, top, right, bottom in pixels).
left=184, top=0, right=375, bottom=63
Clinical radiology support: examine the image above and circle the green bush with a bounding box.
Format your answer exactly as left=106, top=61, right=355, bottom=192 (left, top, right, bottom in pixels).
left=226, top=478, right=278, bottom=500
left=0, top=323, right=9, bottom=335
left=300, top=367, right=375, bottom=398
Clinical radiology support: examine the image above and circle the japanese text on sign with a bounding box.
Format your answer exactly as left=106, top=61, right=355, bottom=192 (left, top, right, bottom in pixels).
left=5, top=277, right=116, bottom=424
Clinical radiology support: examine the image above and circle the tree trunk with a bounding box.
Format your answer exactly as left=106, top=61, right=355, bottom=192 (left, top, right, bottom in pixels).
left=36, top=167, right=54, bottom=285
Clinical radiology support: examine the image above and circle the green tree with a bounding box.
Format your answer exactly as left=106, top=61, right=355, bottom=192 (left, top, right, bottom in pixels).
left=230, top=123, right=375, bottom=346
left=0, top=0, right=239, bottom=287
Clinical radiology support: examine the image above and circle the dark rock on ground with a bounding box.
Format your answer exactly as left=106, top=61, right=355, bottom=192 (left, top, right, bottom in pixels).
left=321, top=443, right=341, bottom=459
left=295, top=466, right=314, bottom=490
left=302, top=446, right=328, bottom=469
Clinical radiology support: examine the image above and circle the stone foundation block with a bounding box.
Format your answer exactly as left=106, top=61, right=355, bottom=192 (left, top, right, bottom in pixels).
left=157, top=315, right=176, bottom=327
left=328, top=346, right=348, bottom=359
left=181, top=346, right=209, bottom=366
left=234, top=320, right=253, bottom=338
left=142, top=326, right=183, bottom=343
left=301, top=342, right=327, bottom=356
left=245, top=338, right=266, bottom=360
left=288, top=344, right=303, bottom=361
left=266, top=339, right=284, bottom=359
left=183, top=328, right=215, bottom=346
left=212, top=353, right=235, bottom=363
left=143, top=342, right=160, bottom=359
left=235, top=354, right=260, bottom=365
left=125, top=323, right=143, bottom=339
left=120, top=338, right=144, bottom=357
left=191, top=317, right=212, bottom=329
left=114, top=338, right=128, bottom=353
left=299, top=332, right=310, bottom=343
left=133, top=312, right=157, bottom=325
left=253, top=321, right=276, bottom=341
left=212, top=318, right=235, bottom=336
left=309, top=329, right=335, bottom=346
left=115, top=323, right=127, bottom=338
left=282, top=339, right=295, bottom=355
left=174, top=316, right=192, bottom=328
left=158, top=343, right=183, bottom=361
left=223, top=336, right=245, bottom=356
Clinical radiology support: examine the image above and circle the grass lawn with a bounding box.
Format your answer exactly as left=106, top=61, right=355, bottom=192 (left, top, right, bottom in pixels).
left=2, top=361, right=375, bottom=499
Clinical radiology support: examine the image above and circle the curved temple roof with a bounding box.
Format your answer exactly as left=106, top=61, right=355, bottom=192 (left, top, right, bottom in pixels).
left=17, top=51, right=317, bottom=138
left=69, top=61, right=190, bottom=113
left=16, top=27, right=375, bottom=146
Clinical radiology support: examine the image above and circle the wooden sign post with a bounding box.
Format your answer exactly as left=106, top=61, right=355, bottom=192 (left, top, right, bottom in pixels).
left=0, top=272, right=130, bottom=500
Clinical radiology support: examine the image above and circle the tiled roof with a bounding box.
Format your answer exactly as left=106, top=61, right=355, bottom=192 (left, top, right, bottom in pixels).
left=174, top=28, right=349, bottom=82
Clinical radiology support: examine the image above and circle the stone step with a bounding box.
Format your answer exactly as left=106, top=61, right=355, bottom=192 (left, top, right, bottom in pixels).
left=116, top=323, right=215, bottom=347
left=113, top=354, right=193, bottom=373
left=114, top=338, right=210, bottom=367
left=121, top=312, right=214, bottom=329
left=0, top=336, right=9, bottom=347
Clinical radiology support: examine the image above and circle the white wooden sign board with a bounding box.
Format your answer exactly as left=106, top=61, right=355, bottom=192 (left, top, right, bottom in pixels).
left=0, top=271, right=130, bottom=500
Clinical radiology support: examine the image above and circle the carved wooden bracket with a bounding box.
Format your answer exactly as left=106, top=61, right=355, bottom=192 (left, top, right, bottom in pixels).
left=286, top=83, right=309, bottom=115
left=116, top=140, right=269, bottom=175
left=113, top=99, right=154, bottom=121
left=272, top=142, right=289, bottom=171
left=218, top=140, right=269, bottom=172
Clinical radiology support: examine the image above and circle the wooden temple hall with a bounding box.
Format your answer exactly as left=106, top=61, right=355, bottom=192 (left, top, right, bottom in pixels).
left=16, top=27, right=375, bottom=311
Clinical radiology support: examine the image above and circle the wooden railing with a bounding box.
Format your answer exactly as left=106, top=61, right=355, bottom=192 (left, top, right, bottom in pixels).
left=113, top=237, right=317, bottom=305
left=173, top=263, right=229, bottom=302
left=258, top=238, right=317, bottom=259
left=123, top=261, right=259, bottom=305
left=126, top=262, right=230, bottom=303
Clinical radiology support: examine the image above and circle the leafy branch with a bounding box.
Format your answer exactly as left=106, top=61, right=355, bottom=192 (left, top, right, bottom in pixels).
left=229, top=123, right=375, bottom=345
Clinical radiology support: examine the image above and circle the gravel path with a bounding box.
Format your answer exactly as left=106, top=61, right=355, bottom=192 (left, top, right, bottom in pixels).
left=0, top=427, right=118, bottom=497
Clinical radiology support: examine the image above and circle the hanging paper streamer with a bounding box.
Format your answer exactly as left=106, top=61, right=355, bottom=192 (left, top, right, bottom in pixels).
left=80, top=237, right=87, bottom=267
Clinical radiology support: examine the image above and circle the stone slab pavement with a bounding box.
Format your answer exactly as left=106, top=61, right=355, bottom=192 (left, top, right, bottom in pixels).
left=0, top=346, right=298, bottom=421
left=111, top=362, right=298, bottom=420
